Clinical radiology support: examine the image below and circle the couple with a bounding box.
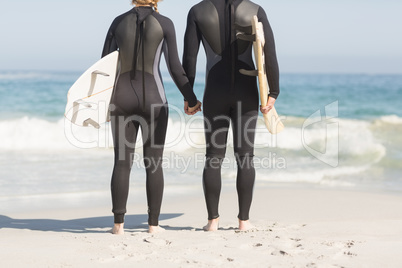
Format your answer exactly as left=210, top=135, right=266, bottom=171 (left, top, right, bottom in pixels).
left=102, top=0, right=280, bottom=235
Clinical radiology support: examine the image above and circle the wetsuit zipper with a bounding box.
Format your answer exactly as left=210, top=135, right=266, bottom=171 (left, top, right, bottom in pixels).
left=230, top=4, right=236, bottom=94
left=225, top=0, right=236, bottom=94
left=131, top=20, right=141, bottom=80
left=141, top=22, right=146, bottom=112
left=132, top=16, right=146, bottom=112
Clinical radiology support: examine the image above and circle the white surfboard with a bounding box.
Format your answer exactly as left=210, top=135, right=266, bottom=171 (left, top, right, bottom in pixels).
left=64, top=51, right=119, bottom=129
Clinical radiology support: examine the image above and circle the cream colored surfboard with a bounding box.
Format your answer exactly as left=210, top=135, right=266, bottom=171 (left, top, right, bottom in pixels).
left=252, top=16, right=284, bottom=134
left=240, top=16, right=284, bottom=134
left=65, top=51, right=119, bottom=129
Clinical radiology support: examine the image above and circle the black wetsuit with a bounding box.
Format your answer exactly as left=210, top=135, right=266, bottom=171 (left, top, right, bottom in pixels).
left=102, top=6, right=197, bottom=225
left=183, top=0, right=280, bottom=221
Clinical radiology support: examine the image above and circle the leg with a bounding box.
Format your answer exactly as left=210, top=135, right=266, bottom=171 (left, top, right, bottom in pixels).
left=142, top=105, right=168, bottom=231
left=110, top=113, right=140, bottom=232
left=231, top=102, right=258, bottom=229
left=202, top=109, right=231, bottom=230
left=236, top=154, right=256, bottom=231
left=202, top=157, right=223, bottom=231
left=235, top=154, right=255, bottom=221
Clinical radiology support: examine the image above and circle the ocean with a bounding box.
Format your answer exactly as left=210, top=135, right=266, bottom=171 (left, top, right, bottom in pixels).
left=0, top=71, right=401, bottom=204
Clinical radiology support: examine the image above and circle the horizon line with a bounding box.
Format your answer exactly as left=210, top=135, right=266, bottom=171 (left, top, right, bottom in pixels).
left=0, top=69, right=401, bottom=76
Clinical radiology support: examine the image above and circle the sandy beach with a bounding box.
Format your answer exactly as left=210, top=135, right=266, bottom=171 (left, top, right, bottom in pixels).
left=2, top=0, right=402, bottom=265
left=1, top=185, right=402, bottom=267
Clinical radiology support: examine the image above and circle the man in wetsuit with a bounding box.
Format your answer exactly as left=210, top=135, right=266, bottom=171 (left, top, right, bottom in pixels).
left=102, top=2, right=201, bottom=234
left=183, top=0, right=280, bottom=231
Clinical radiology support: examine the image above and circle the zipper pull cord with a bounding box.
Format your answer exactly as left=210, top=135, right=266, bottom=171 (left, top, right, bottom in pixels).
left=140, top=22, right=146, bottom=112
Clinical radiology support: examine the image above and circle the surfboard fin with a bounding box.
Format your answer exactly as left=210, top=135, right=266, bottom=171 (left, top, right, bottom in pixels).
left=92, top=70, right=110, bottom=77
left=74, top=99, right=92, bottom=108
left=83, top=118, right=100, bottom=129
left=239, top=69, right=258, bottom=77
left=236, top=33, right=256, bottom=42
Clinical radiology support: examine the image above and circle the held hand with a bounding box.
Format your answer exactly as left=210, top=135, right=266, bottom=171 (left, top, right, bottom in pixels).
left=188, top=101, right=202, bottom=114
left=184, top=101, right=190, bottom=115
left=260, top=97, right=276, bottom=114
left=185, top=101, right=202, bottom=115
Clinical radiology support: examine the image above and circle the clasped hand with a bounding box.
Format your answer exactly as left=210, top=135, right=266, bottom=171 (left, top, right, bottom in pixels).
left=184, top=101, right=202, bottom=115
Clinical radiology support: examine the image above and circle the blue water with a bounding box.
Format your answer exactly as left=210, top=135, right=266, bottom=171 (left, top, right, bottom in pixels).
left=0, top=71, right=77, bottom=120
left=0, top=70, right=401, bottom=198
left=1, top=71, right=401, bottom=120
left=278, top=74, right=402, bottom=119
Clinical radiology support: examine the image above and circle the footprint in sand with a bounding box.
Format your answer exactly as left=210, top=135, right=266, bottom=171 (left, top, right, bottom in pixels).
left=109, top=242, right=130, bottom=251
left=270, top=223, right=307, bottom=232
left=343, top=251, right=358, bottom=257
left=143, top=237, right=172, bottom=247
left=289, top=238, right=304, bottom=249
left=345, top=240, right=359, bottom=248
left=270, top=249, right=290, bottom=256
left=322, top=240, right=356, bottom=251
left=321, top=240, right=359, bottom=260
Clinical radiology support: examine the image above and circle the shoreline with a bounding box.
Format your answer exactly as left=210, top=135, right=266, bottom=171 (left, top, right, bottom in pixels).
left=1, top=186, right=402, bottom=267
left=2, top=180, right=402, bottom=215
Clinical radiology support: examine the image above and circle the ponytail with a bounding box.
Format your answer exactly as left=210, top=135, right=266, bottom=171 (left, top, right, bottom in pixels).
left=150, top=1, right=159, bottom=13
left=132, top=0, right=161, bottom=13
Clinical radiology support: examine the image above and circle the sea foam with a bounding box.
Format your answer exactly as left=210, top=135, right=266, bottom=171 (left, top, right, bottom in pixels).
left=0, top=115, right=386, bottom=152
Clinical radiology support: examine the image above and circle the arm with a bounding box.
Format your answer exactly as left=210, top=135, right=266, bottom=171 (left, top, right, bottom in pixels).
left=182, top=8, right=202, bottom=88
left=162, top=18, right=198, bottom=108
left=258, top=7, right=280, bottom=100
left=101, top=20, right=119, bottom=58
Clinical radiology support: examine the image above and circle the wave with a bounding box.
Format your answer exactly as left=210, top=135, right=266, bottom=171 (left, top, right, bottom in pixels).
left=255, top=163, right=371, bottom=187
left=375, top=115, right=402, bottom=125
left=0, top=115, right=400, bottom=194
left=256, top=117, right=386, bottom=163
left=0, top=115, right=388, bottom=153
left=0, top=117, right=77, bottom=151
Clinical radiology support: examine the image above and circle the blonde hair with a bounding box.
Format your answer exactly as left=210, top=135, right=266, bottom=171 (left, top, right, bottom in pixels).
left=132, top=0, right=162, bottom=13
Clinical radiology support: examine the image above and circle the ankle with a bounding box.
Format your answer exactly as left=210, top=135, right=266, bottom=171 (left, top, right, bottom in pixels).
left=238, top=219, right=254, bottom=231
left=112, top=223, right=124, bottom=235
left=203, top=218, right=219, bottom=231
left=148, top=225, right=165, bottom=233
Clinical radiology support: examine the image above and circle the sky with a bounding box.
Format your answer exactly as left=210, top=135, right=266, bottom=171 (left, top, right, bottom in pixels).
left=0, top=0, right=401, bottom=74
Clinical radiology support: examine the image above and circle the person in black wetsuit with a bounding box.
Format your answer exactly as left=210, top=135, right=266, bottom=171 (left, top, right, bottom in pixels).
left=102, top=0, right=201, bottom=235
left=183, top=0, right=280, bottom=231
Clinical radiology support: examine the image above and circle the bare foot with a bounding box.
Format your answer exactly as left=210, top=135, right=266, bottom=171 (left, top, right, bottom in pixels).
left=112, top=223, right=124, bottom=235
left=238, top=220, right=255, bottom=231
left=148, top=225, right=165, bottom=233
left=203, top=218, right=219, bottom=231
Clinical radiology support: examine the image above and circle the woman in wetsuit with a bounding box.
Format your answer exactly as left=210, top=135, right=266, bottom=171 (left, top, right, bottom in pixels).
left=183, top=0, right=280, bottom=231
left=102, top=0, right=201, bottom=234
